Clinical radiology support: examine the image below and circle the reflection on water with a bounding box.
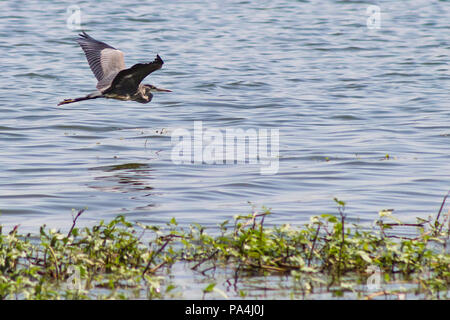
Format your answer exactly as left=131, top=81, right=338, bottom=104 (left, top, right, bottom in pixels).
left=88, top=162, right=157, bottom=214
left=90, top=163, right=154, bottom=193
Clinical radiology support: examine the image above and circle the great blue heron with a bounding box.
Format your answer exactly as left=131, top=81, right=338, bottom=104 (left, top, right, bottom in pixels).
left=58, top=32, right=171, bottom=106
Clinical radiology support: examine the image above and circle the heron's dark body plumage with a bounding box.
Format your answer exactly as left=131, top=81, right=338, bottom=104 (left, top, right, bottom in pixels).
left=58, top=32, right=169, bottom=106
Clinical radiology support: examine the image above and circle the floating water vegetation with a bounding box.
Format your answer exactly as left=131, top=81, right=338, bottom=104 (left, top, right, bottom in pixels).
left=0, top=194, right=449, bottom=300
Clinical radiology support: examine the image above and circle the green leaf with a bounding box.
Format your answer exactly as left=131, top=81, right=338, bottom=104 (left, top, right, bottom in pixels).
left=204, top=283, right=216, bottom=293
left=357, top=251, right=372, bottom=263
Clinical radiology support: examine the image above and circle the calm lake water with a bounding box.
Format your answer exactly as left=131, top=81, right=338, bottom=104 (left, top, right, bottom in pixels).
left=0, top=0, right=449, bottom=235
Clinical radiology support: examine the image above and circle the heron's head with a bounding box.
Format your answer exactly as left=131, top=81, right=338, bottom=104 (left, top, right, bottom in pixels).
left=143, top=84, right=172, bottom=93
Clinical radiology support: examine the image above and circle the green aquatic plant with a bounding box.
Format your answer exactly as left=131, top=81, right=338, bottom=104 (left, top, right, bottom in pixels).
left=0, top=194, right=449, bottom=299
left=180, top=196, right=450, bottom=299
left=0, top=213, right=179, bottom=299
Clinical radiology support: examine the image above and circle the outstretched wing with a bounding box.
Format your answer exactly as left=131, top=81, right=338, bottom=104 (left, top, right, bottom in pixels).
left=103, top=55, right=164, bottom=95
left=76, top=31, right=126, bottom=87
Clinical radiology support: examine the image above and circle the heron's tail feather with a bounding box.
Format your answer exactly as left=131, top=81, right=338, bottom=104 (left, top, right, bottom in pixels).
left=57, top=92, right=103, bottom=106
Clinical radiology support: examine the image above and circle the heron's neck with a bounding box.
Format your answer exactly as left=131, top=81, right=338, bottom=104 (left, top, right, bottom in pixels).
left=133, top=85, right=152, bottom=103
left=134, top=84, right=144, bottom=96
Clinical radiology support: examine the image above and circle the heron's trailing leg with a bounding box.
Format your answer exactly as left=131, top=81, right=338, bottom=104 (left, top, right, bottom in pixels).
left=58, top=91, right=103, bottom=106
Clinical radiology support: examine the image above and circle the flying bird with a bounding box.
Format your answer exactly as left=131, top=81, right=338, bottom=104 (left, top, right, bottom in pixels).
left=58, top=32, right=171, bottom=106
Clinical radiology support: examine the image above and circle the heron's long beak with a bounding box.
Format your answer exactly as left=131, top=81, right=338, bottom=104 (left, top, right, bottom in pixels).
left=154, top=87, right=172, bottom=92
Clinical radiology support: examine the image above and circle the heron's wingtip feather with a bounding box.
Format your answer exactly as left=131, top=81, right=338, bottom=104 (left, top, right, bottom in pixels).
left=155, top=54, right=163, bottom=65
left=77, top=31, right=91, bottom=41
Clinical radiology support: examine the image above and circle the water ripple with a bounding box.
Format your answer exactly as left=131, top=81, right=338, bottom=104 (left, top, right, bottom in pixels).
left=0, top=0, right=448, bottom=233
